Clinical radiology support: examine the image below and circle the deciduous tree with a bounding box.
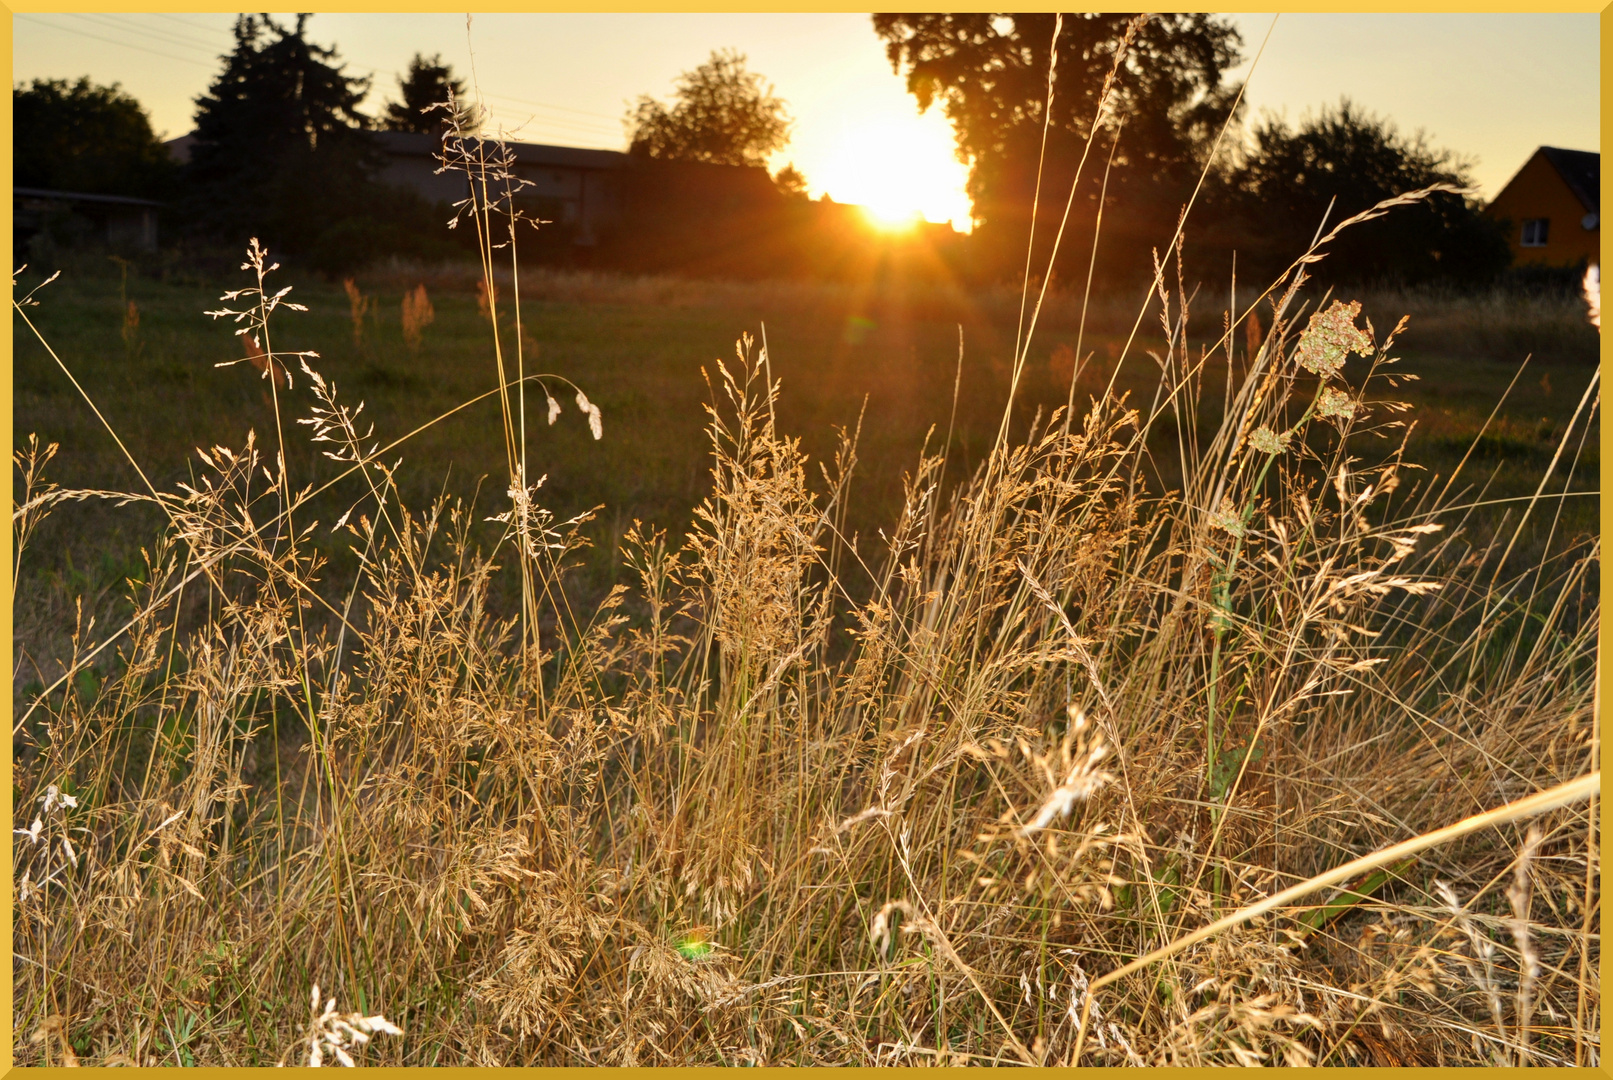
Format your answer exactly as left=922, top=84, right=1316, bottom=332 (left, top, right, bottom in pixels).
left=13, top=77, right=174, bottom=198
left=626, top=49, right=791, bottom=168
left=1211, top=99, right=1510, bottom=285
left=873, top=13, right=1243, bottom=281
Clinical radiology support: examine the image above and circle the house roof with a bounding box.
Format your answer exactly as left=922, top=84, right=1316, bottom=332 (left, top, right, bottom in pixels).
left=1539, top=146, right=1599, bottom=213
left=14, top=186, right=164, bottom=208
left=164, top=133, right=195, bottom=164
left=166, top=129, right=629, bottom=172
left=375, top=130, right=628, bottom=171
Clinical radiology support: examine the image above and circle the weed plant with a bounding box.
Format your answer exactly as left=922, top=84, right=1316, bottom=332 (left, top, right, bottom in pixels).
left=11, top=86, right=1599, bottom=1067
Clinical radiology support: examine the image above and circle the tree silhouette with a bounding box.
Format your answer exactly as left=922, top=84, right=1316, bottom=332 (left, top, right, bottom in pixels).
left=626, top=49, right=791, bottom=168
left=772, top=164, right=810, bottom=199
left=384, top=53, right=475, bottom=135
left=13, top=77, right=174, bottom=198
left=1213, top=99, right=1509, bottom=285
left=873, top=13, right=1243, bottom=281
left=186, top=14, right=445, bottom=271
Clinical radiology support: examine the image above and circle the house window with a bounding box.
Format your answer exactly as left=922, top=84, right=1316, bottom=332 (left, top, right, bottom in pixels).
left=1521, top=218, right=1550, bottom=246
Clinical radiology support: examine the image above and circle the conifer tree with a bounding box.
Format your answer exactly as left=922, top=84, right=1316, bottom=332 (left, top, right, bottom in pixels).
left=384, top=53, right=475, bottom=135
left=185, top=14, right=379, bottom=263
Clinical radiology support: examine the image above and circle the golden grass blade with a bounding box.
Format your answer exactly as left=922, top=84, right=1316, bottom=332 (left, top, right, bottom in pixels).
left=1074, top=770, right=1601, bottom=1060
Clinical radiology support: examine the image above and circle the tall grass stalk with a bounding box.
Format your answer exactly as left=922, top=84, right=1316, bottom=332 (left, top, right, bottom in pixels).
left=11, top=83, right=1598, bottom=1067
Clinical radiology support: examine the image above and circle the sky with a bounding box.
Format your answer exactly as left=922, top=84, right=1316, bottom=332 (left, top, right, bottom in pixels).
left=11, top=12, right=1600, bottom=232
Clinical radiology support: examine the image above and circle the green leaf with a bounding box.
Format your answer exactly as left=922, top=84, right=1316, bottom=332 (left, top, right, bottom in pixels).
left=1296, top=858, right=1417, bottom=937
left=1209, top=741, right=1264, bottom=802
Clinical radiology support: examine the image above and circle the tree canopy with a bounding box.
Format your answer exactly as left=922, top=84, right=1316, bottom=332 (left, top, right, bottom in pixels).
left=384, top=53, right=475, bottom=135
left=13, top=77, right=175, bottom=198
left=626, top=49, right=791, bottom=168
left=189, top=14, right=372, bottom=176
left=184, top=14, right=440, bottom=271
left=873, top=13, right=1244, bottom=279
left=1210, top=99, right=1510, bottom=286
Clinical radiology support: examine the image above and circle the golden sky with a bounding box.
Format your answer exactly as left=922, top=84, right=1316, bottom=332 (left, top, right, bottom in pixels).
left=12, top=12, right=1600, bottom=231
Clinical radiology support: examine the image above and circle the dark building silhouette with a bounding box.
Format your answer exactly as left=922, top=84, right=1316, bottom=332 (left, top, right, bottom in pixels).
left=165, top=129, right=961, bottom=280
left=14, top=186, right=162, bottom=252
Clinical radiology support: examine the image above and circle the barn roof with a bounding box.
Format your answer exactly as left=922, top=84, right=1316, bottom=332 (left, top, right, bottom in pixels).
left=374, top=130, right=628, bottom=171
left=167, top=130, right=630, bottom=172
left=1539, top=146, right=1599, bottom=213
left=14, top=186, right=164, bottom=208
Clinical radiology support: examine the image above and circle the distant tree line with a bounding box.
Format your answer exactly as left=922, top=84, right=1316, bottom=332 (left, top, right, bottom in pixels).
left=13, top=76, right=177, bottom=199
left=874, top=12, right=1512, bottom=290
left=15, top=15, right=479, bottom=273
left=16, top=12, right=1515, bottom=289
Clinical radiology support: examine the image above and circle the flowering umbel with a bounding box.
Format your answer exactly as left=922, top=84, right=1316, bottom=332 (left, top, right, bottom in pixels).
left=1208, top=496, right=1246, bottom=538
left=1249, top=426, right=1290, bottom=455
left=1316, top=385, right=1356, bottom=420
left=1293, top=300, right=1373, bottom=378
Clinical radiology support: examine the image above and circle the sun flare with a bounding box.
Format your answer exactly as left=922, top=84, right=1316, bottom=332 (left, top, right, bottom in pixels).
left=861, top=200, right=922, bottom=232
left=807, top=110, right=972, bottom=232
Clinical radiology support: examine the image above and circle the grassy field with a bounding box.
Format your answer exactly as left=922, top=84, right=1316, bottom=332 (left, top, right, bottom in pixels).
left=12, top=255, right=1598, bottom=693
left=13, top=253, right=1599, bottom=570
left=11, top=233, right=1601, bottom=1066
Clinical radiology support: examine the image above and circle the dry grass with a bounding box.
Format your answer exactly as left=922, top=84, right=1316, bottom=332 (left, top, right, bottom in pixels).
left=11, top=111, right=1599, bottom=1068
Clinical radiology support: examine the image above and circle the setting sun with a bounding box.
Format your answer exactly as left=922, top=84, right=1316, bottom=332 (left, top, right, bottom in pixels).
left=861, top=202, right=922, bottom=232
left=803, top=110, right=973, bottom=232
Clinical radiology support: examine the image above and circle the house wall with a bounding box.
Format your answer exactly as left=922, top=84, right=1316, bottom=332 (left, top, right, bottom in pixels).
left=378, top=152, right=471, bottom=208
left=378, top=142, right=621, bottom=246
left=1486, top=151, right=1600, bottom=267
left=508, top=163, right=618, bottom=243
left=106, top=207, right=158, bottom=251
left=14, top=192, right=159, bottom=252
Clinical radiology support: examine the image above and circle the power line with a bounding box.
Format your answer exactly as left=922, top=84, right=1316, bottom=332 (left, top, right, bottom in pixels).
left=70, top=12, right=228, bottom=57
left=149, top=12, right=235, bottom=38
left=16, top=14, right=216, bottom=69
left=478, top=91, right=619, bottom=124
left=145, top=13, right=627, bottom=126
left=32, top=12, right=626, bottom=130
left=474, top=109, right=621, bottom=139
left=20, top=13, right=627, bottom=144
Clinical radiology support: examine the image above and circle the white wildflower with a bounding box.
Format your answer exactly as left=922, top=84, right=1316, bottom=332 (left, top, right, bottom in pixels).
left=302, top=986, right=401, bottom=1067
left=1583, top=263, right=1600, bottom=330
left=1208, top=497, right=1246, bottom=538
left=1293, top=300, right=1373, bottom=378
left=1249, top=426, right=1289, bottom=455
left=1317, top=385, right=1356, bottom=420
left=1019, top=740, right=1114, bottom=836
left=41, top=784, right=76, bottom=813
left=870, top=900, right=914, bottom=959
left=357, top=1016, right=403, bottom=1037
left=576, top=390, right=603, bottom=439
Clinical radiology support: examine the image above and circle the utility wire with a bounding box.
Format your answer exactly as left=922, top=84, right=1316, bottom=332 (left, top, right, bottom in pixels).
left=16, top=14, right=214, bottom=68
left=19, top=14, right=623, bottom=144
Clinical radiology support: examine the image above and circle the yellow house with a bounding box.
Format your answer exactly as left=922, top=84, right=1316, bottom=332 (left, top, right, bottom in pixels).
left=1485, top=146, right=1600, bottom=267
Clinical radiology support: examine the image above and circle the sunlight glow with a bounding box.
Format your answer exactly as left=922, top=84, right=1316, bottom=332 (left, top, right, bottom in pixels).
left=861, top=202, right=922, bottom=232
left=804, top=110, right=973, bottom=233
